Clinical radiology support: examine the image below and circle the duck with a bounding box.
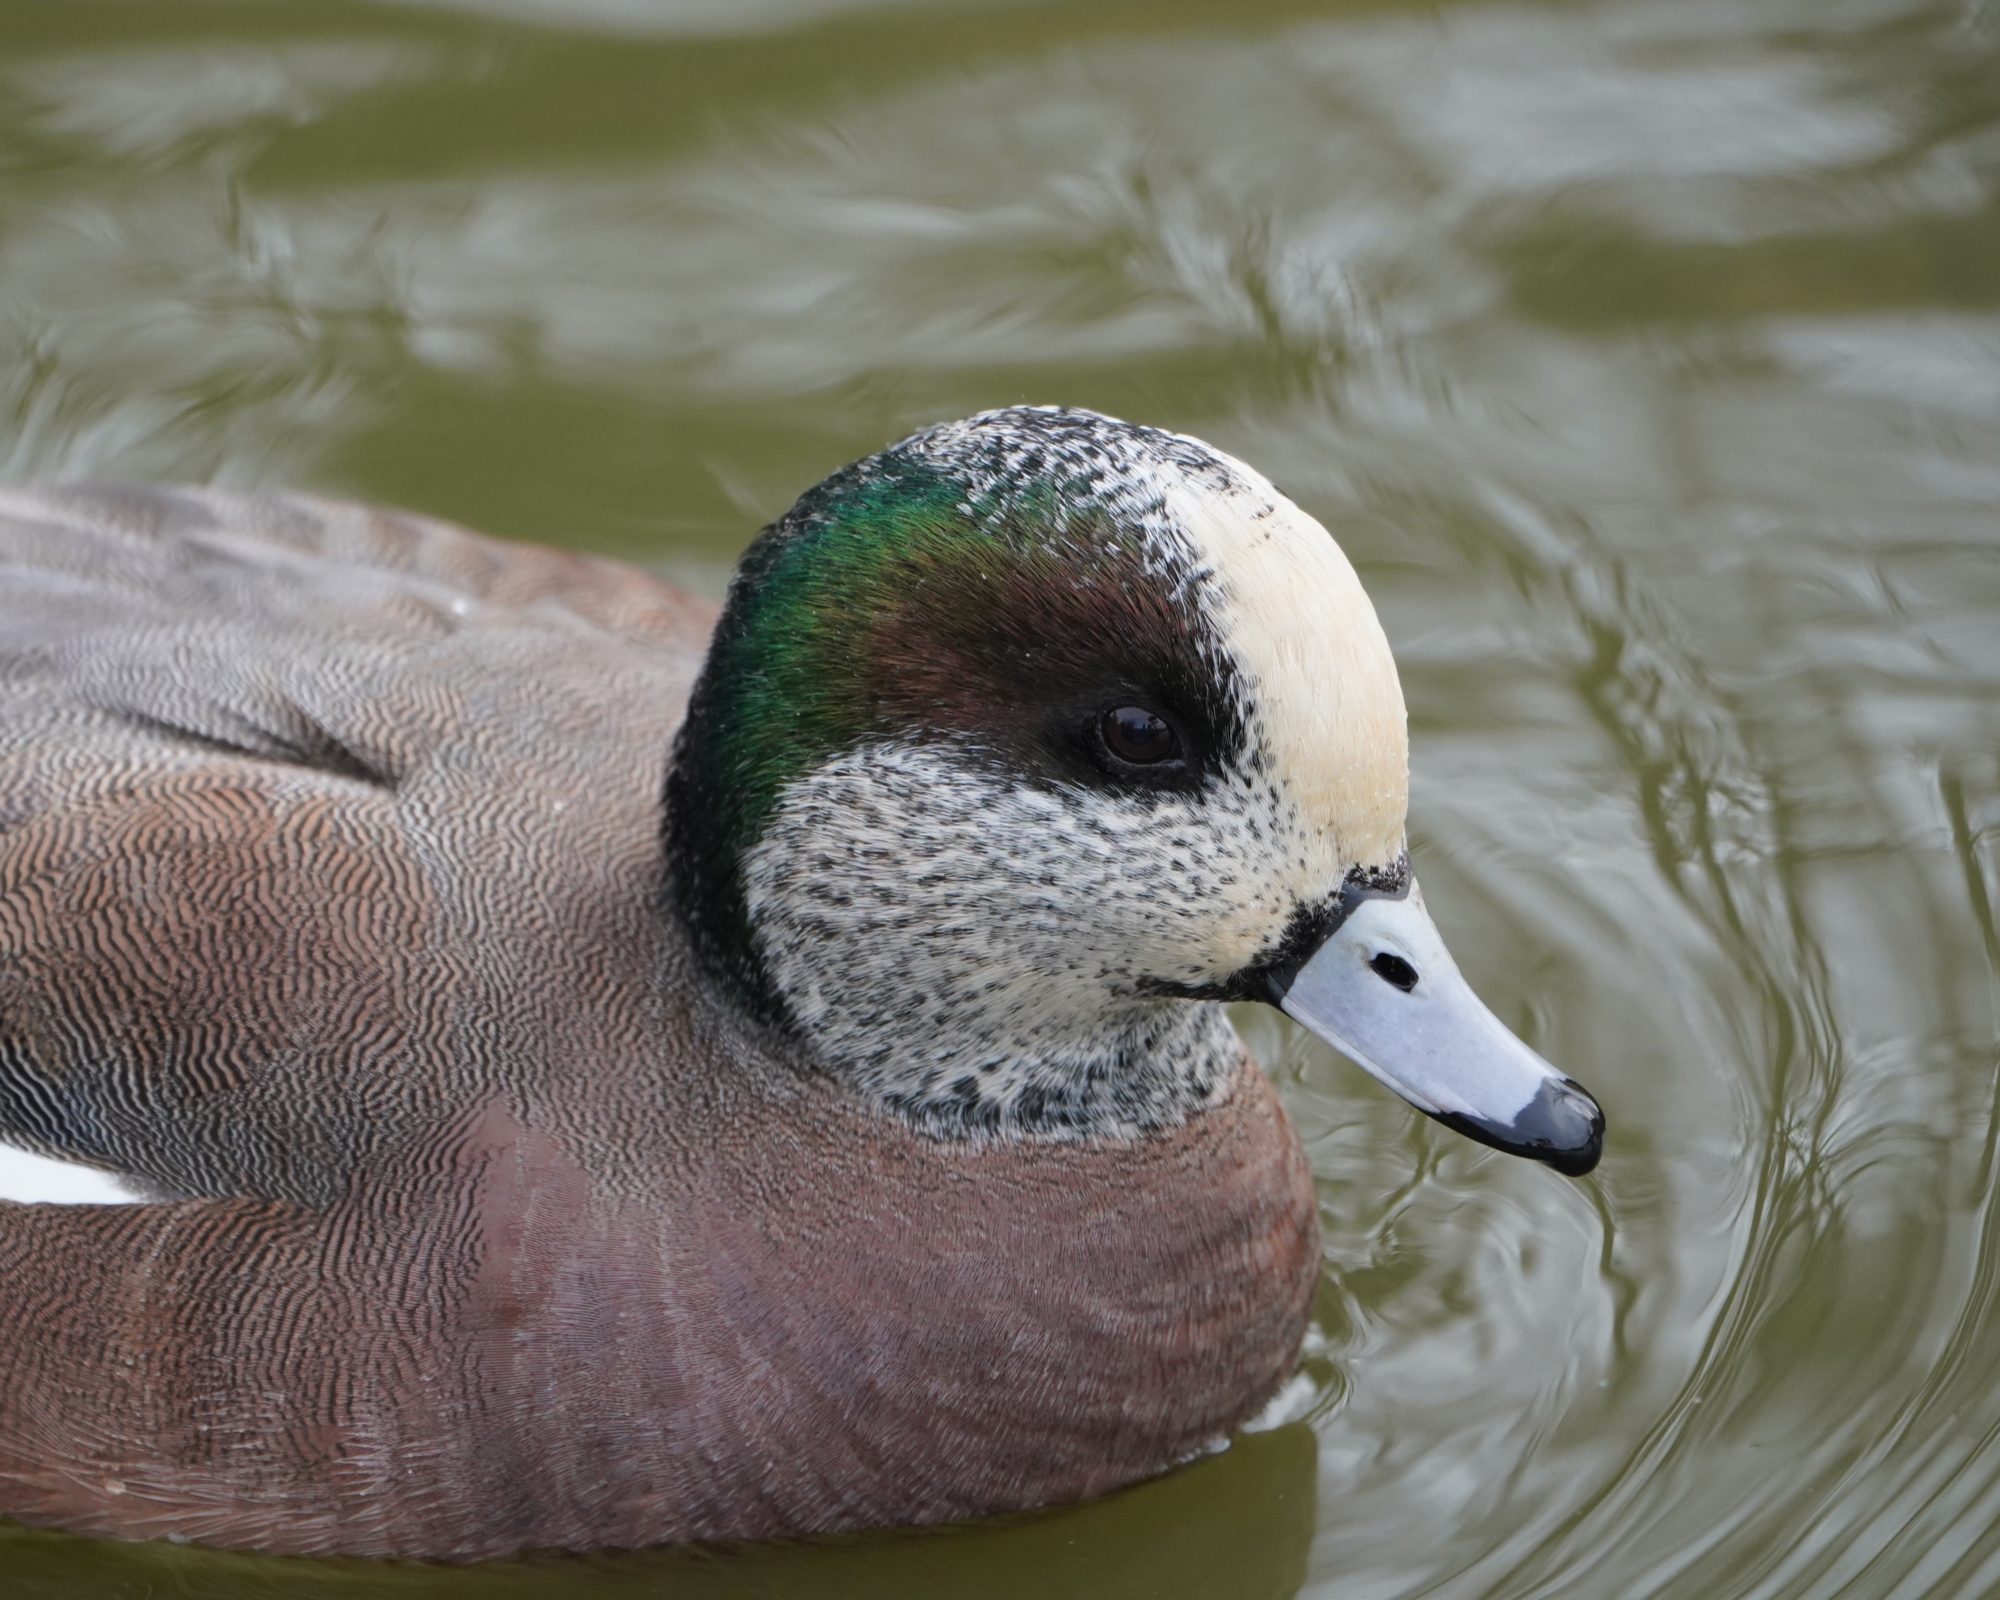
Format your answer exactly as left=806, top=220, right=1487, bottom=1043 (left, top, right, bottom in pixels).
left=0, top=406, right=1602, bottom=1561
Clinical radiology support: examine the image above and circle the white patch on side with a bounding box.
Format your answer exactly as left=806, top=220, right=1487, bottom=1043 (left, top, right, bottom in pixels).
left=1242, top=1371, right=1321, bottom=1432
left=0, top=1142, right=149, bottom=1205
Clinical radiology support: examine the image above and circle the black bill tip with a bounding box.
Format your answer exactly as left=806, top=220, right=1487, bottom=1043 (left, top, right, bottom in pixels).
left=1432, top=1076, right=1605, bottom=1178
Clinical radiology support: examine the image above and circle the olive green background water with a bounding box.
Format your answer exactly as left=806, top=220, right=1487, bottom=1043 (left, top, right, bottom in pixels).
left=2, top=1, right=1997, bottom=1596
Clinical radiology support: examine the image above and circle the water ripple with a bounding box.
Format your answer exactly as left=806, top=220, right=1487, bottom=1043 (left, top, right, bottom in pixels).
left=1, top=0, right=1996, bottom=1595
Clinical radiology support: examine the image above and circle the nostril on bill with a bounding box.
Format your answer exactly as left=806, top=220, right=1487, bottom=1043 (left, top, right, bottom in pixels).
left=1368, top=951, right=1418, bottom=992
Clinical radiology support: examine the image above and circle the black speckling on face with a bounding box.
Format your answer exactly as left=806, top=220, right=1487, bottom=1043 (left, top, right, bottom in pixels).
left=668, top=406, right=1258, bottom=1010
left=1137, top=853, right=1416, bottom=1004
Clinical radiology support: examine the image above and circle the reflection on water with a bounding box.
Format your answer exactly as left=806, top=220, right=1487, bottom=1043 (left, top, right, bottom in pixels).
left=2, top=0, right=1997, bottom=1595
left=4, top=1428, right=1317, bottom=1598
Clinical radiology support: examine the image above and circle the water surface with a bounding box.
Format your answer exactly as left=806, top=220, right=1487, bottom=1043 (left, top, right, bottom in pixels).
left=3, top=1, right=1998, bottom=1595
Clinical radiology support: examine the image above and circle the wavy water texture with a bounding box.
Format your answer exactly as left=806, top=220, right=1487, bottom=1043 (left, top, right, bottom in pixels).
left=2, top=0, right=1997, bottom=1596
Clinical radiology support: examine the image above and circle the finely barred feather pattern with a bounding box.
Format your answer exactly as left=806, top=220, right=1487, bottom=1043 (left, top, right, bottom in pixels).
left=0, top=471, right=1321, bottom=1559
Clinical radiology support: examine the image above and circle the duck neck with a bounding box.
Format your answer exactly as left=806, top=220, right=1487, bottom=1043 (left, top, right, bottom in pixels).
left=660, top=450, right=986, bottom=1016
left=739, top=791, right=1246, bottom=1140
left=771, top=976, right=1244, bottom=1141
left=667, top=815, right=1241, bottom=1139
left=665, top=731, right=1248, bottom=1141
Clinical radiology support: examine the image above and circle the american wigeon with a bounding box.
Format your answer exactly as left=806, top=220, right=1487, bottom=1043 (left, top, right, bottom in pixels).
left=0, top=407, right=1601, bottom=1559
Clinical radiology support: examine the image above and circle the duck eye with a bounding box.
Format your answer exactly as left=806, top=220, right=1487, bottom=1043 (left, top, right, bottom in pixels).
left=1098, top=706, right=1180, bottom=767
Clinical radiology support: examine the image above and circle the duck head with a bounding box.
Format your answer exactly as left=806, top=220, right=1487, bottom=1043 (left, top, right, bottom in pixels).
left=665, top=406, right=1602, bottom=1175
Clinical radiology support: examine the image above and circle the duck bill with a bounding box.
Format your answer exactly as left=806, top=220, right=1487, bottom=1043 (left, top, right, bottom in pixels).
left=1263, top=884, right=1604, bottom=1176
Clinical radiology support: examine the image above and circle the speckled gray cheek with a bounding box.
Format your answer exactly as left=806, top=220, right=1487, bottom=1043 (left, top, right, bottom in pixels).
left=741, top=738, right=1335, bottom=1141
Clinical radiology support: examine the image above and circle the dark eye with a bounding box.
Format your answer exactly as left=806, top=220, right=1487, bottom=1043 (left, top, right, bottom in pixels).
left=1098, top=705, right=1181, bottom=767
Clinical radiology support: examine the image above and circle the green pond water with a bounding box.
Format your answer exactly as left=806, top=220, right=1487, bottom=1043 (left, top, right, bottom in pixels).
left=3, top=0, right=1998, bottom=1595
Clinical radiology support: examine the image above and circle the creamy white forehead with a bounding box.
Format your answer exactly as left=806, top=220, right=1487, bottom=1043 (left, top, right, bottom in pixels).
left=1158, top=448, right=1409, bottom=869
